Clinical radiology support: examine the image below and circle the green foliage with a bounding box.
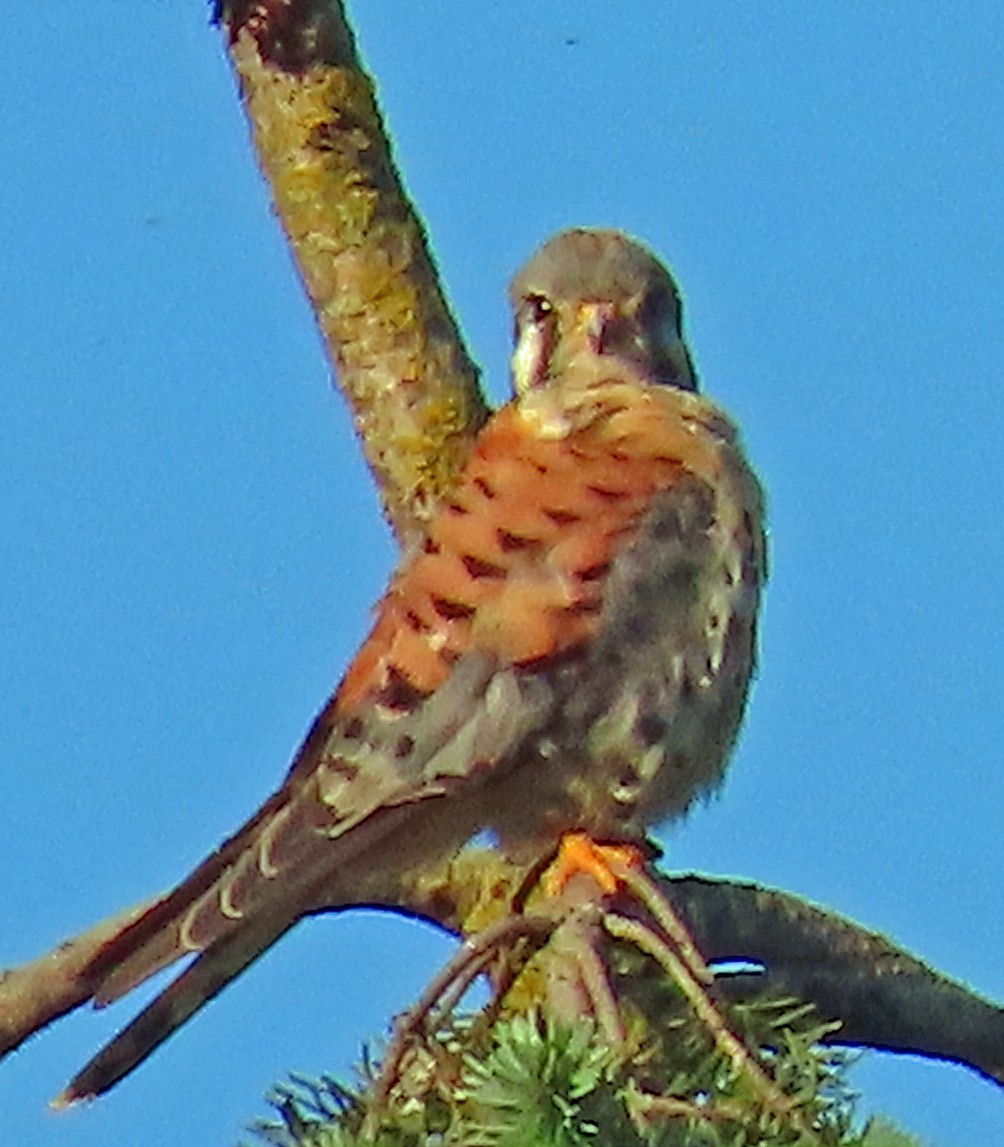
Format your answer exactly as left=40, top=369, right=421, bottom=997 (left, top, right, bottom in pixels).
left=246, top=1003, right=925, bottom=1147
left=856, top=1119, right=925, bottom=1147
left=457, top=1015, right=634, bottom=1147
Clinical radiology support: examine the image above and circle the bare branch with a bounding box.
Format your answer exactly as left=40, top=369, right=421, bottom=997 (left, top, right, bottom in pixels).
left=667, top=873, right=1004, bottom=1087
left=0, top=903, right=150, bottom=1059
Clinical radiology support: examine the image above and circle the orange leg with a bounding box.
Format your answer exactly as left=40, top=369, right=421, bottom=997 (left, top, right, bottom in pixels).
left=542, top=831, right=644, bottom=897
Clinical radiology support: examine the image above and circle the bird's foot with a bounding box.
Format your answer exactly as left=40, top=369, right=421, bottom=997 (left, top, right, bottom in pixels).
left=542, top=831, right=644, bottom=898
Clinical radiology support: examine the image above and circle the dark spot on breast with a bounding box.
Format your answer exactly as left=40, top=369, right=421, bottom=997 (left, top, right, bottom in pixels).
left=377, top=666, right=429, bottom=713
left=446, top=501, right=468, bottom=516
left=423, top=537, right=441, bottom=554
left=576, top=561, right=611, bottom=582
left=473, top=476, right=496, bottom=499
left=543, top=507, right=582, bottom=526
left=405, top=608, right=429, bottom=633
left=394, top=735, right=415, bottom=759
left=563, top=598, right=602, bottom=617
left=462, top=553, right=506, bottom=579
left=497, top=529, right=542, bottom=554
left=587, top=485, right=629, bottom=502
left=431, top=595, right=476, bottom=621
left=323, top=756, right=359, bottom=781
left=340, top=716, right=365, bottom=740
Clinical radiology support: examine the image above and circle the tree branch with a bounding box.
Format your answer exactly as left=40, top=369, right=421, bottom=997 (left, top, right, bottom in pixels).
left=217, top=0, right=487, bottom=545
left=0, top=904, right=148, bottom=1059
left=395, top=851, right=1004, bottom=1087
left=669, top=873, right=1004, bottom=1087
left=2, top=853, right=1000, bottom=1089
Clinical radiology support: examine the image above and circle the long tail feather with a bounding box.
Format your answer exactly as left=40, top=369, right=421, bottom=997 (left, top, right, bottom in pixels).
left=55, top=908, right=297, bottom=1106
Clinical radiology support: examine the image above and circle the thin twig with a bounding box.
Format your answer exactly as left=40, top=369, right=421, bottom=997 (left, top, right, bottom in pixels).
left=612, top=861, right=712, bottom=985
left=602, top=910, right=819, bottom=1144
left=625, top=1083, right=758, bottom=1128
left=368, top=914, right=552, bottom=1116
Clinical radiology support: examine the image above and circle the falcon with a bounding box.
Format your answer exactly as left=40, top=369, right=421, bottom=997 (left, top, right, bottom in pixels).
left=60, top=228, right=766, bottom=1103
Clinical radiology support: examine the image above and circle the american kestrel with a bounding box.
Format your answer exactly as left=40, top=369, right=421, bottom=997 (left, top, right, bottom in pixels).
left=60, top=229, right=766, bottom=1103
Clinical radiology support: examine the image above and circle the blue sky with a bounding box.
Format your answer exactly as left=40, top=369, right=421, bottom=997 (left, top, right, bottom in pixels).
left=3, top=3, right=1002, bottom=1145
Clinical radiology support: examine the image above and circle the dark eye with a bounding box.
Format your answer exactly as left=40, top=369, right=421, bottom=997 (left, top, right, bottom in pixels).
left=525, top=293, right=553, bottom=325
left=513, top=293, right=555, bottom=345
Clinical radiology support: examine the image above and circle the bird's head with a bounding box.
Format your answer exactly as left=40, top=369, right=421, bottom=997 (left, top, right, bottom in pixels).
left=508, top=229, right=697, bottom=398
